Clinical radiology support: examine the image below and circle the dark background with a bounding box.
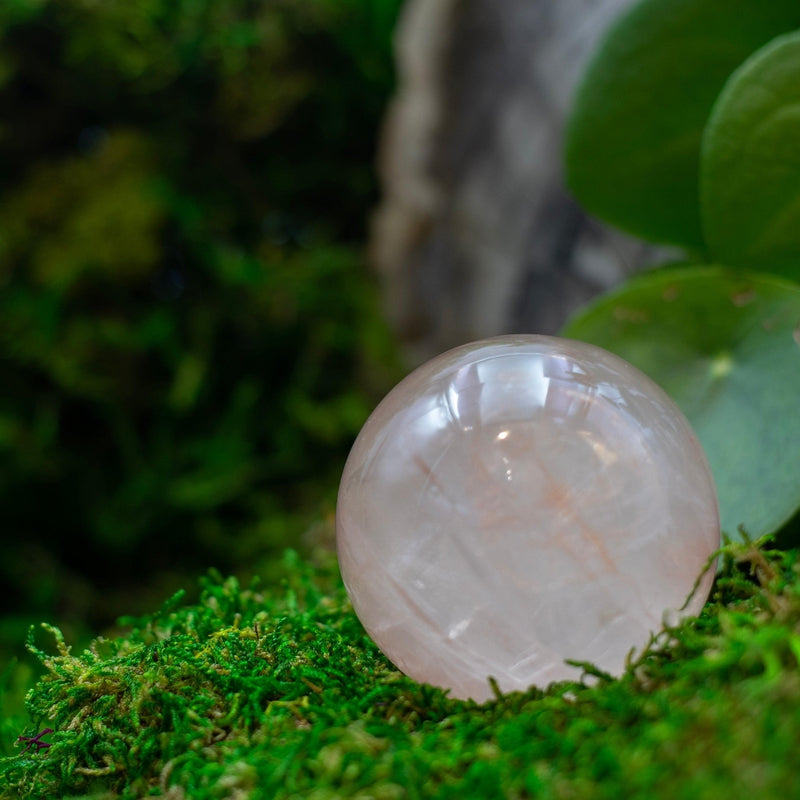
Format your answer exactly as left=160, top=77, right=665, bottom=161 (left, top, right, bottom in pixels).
left=0, top=0, right=405, bottom=654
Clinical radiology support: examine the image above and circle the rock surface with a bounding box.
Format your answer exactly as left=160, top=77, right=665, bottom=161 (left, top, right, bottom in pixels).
left=372, top=0, right=673, bottom=365
left=337, top=336, right=719, bottom=701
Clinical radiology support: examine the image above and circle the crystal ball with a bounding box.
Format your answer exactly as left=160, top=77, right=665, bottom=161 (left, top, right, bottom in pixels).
left=336, top=335, right=719, bottom=701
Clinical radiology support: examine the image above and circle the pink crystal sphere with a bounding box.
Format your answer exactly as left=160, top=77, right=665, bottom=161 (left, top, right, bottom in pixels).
left=336, top=336, right=719, bottom=701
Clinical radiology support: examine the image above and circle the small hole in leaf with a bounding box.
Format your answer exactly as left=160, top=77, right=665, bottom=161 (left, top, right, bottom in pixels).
left=662, top=285, right=680, bottom=302
left=613, top=307, right=648, bottom=323
left=731, top=289, right=756, bottom=307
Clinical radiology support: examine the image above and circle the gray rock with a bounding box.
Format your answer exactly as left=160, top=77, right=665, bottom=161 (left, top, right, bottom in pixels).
left=371, top=0, right=673, bottom=364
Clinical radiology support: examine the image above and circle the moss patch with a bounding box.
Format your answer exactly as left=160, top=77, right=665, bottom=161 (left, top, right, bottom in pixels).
left=2, top=543, right=799, bottom=799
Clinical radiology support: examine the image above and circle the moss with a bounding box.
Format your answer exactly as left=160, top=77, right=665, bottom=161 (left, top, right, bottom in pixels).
left=2, top=541, right=799, bottom=799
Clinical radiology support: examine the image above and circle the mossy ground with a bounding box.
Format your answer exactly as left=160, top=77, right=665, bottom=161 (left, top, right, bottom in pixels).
left=1, top=540, right=799, bottom=799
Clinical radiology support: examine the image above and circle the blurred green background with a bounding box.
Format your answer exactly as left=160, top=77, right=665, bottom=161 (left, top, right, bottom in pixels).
left=0, top=0, right=404, bottom=654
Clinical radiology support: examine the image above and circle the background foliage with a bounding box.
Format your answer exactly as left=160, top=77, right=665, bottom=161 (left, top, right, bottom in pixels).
left=0, top=0, right=403, bottom=646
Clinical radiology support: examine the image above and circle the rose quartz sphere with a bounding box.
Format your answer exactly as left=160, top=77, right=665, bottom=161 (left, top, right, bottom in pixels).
left=336, top=335, right=719, bottom=701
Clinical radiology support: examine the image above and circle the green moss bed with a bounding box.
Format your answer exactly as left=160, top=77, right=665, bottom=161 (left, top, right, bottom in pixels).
left=1, top=541, right=799, bottom=799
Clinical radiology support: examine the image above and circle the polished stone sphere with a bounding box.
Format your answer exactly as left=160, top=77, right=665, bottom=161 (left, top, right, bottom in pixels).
left=336, top=336, right=719, bottom=701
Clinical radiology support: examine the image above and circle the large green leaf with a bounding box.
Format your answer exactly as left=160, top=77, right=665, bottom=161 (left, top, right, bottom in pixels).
left=562, top=266, right=800, bottom=541
left=565, top=0, right=800, bottom=249
left=701, top=32, right=800, bottom=280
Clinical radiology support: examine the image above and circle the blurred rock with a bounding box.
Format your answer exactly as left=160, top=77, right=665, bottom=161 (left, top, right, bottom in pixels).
left=372, top=0, right=672, bottom=364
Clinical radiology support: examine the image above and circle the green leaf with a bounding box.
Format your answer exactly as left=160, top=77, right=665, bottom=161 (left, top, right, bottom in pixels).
left=565, top=0, right=800, bottom=249
left=562, top=266, right=800, bottom=541
left=701, top=32, right=800, bottom=279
